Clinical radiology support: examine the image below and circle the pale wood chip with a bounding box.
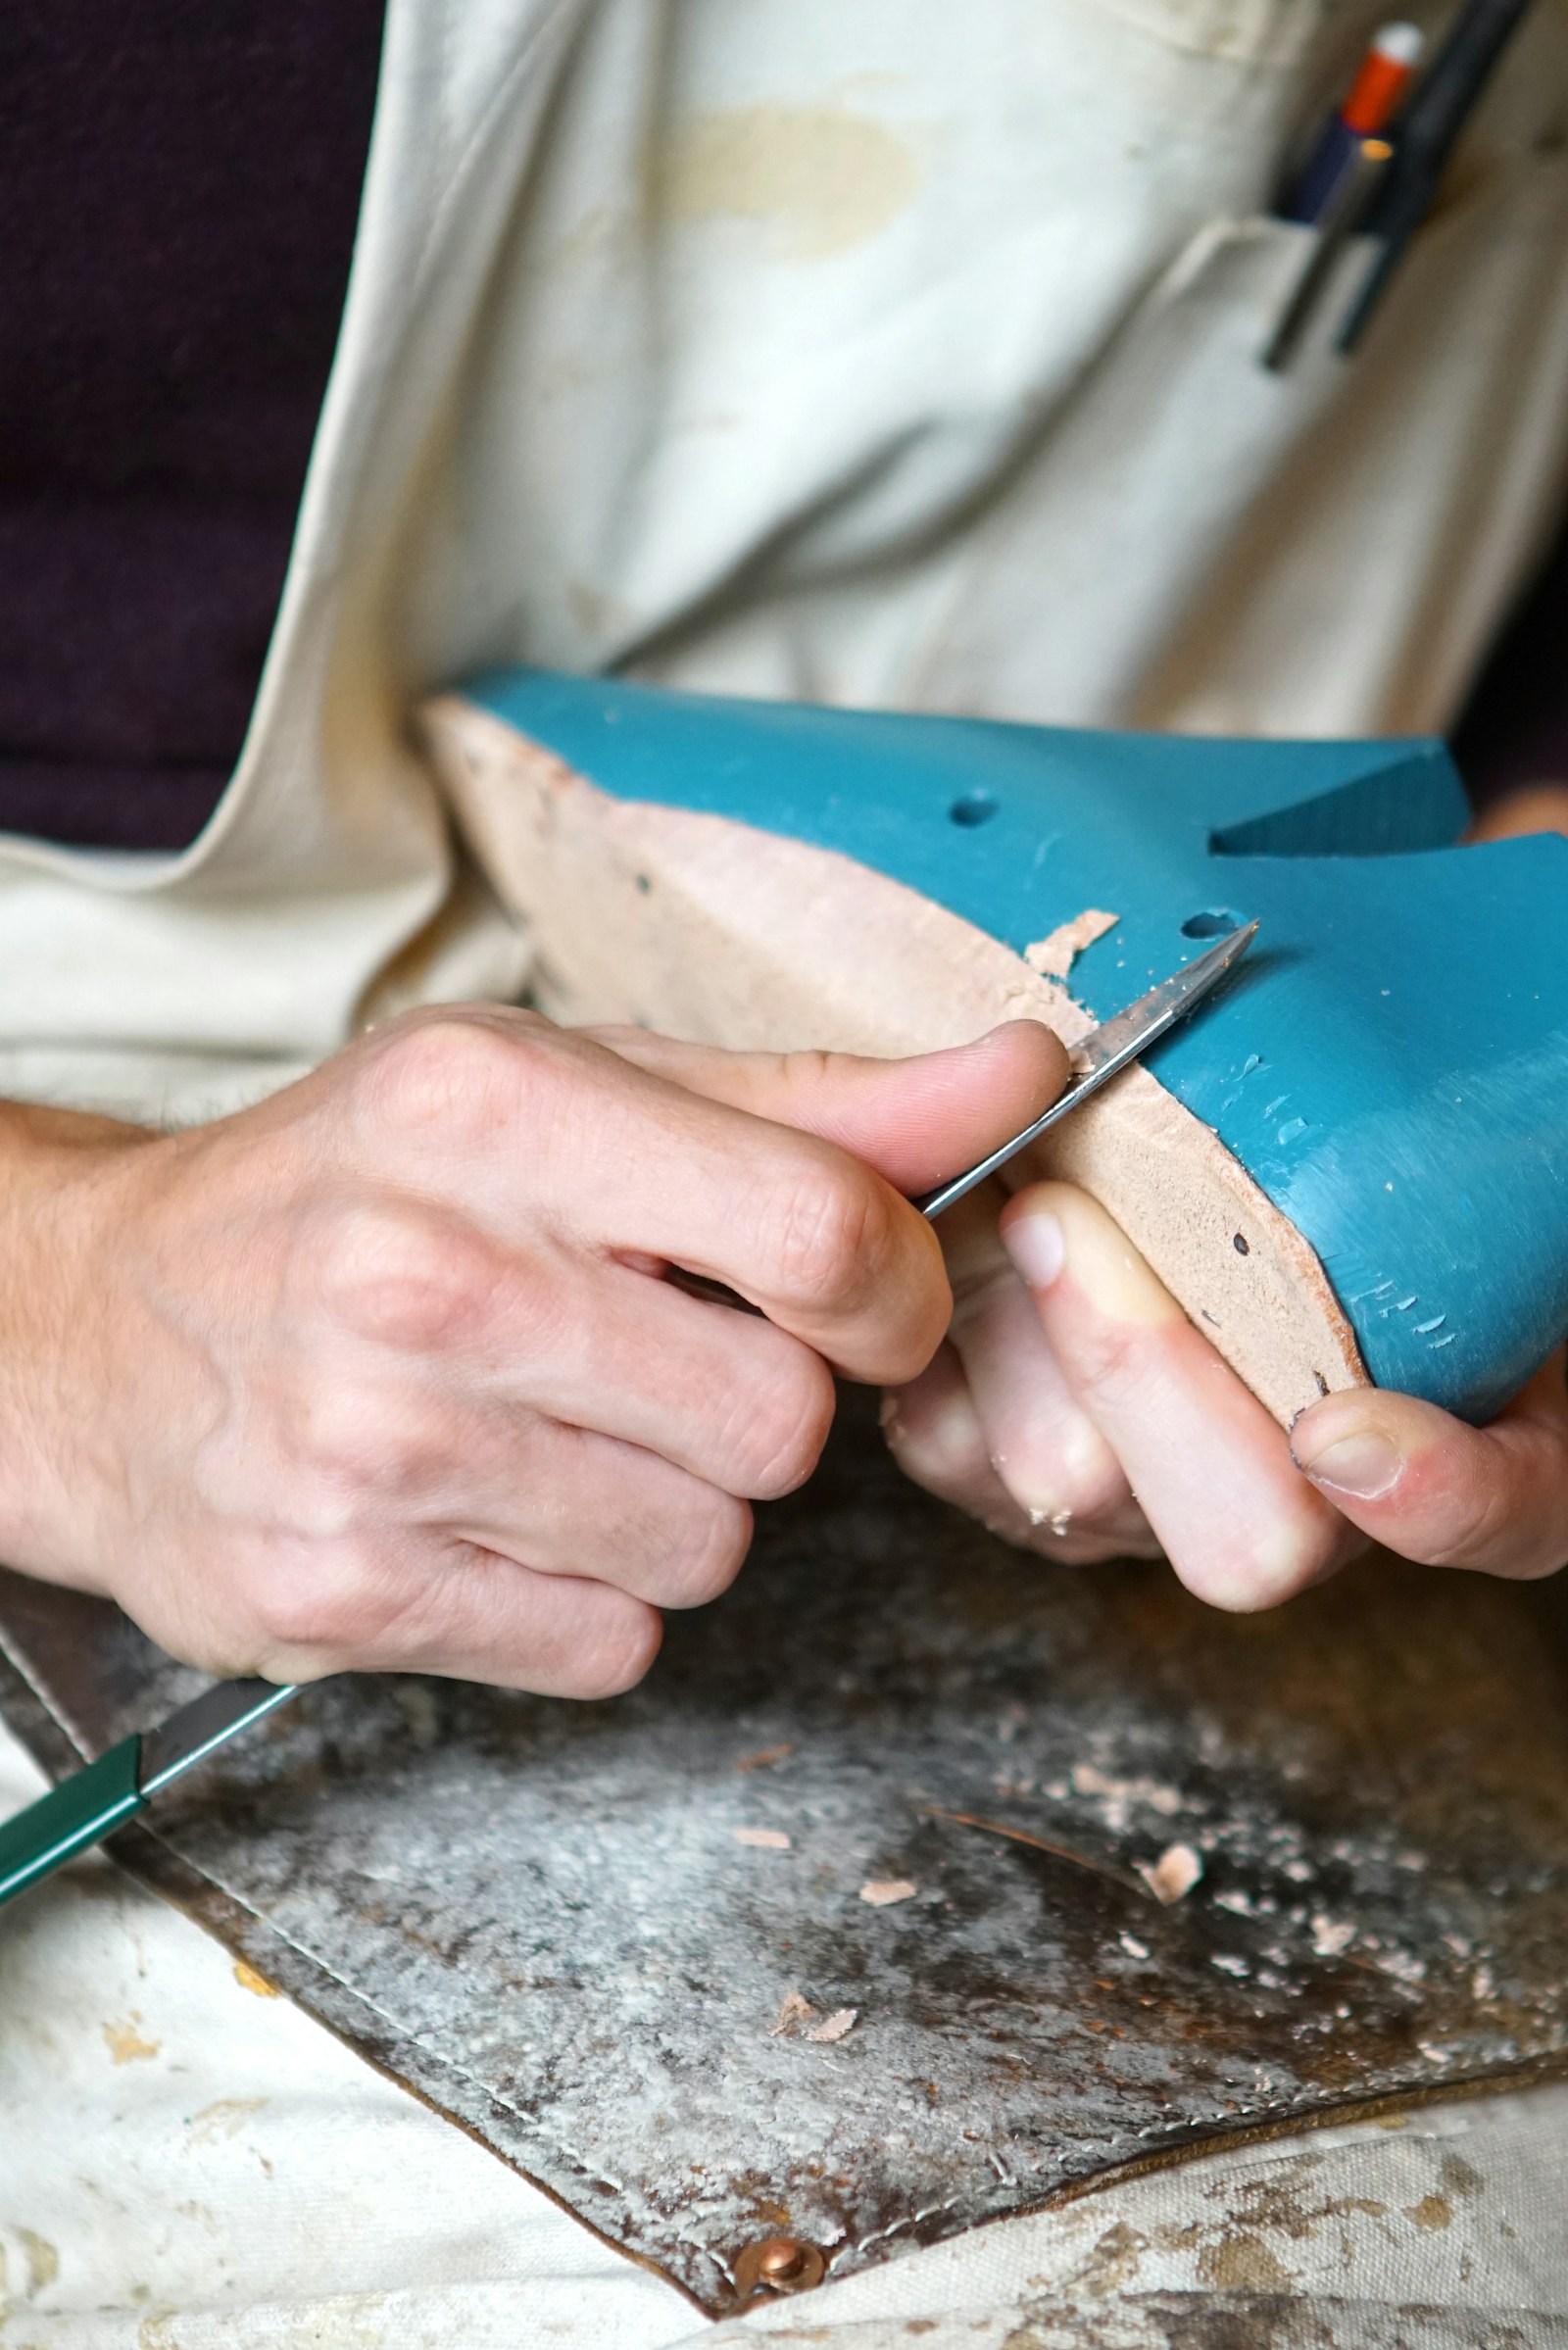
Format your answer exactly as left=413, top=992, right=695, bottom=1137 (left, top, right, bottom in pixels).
left=770, top=1989, right=817, bottom=2036
left=232, top=1960, right=280, bottom=1999
left=808, top=2007, right=858, bottom=2043
left=1072, top=1762, right=1182, bottom=1815
left=735, top=1827, right=792, bottom=1849
left=1023, top=907, right=1118, bottom=981
left=1137, top=1842, right=1203, bottom=1904
left=859, top=1878, right=917, bottom=1907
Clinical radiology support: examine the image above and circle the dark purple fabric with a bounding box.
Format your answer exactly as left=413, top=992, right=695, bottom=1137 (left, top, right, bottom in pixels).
left=1452, top=506, right=1568, bottom=808
left=0, top=4, right=384, bottom=849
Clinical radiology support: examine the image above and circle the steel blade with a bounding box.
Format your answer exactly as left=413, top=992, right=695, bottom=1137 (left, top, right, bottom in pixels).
left=914, top=919, right=1257, bottom=1219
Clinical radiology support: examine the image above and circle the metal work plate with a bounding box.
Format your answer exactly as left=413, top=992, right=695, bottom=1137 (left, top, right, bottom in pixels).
left=3, top=1393, right=1567, bottom=2315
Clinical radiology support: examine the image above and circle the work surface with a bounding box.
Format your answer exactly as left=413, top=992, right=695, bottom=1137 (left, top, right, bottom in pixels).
left=3, top=1394, right=1566, bottom=2319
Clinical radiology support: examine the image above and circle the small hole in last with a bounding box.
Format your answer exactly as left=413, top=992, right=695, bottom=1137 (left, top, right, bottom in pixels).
left=949, top=791, right=999, bottom=828
left=1182, top=908, right=1240, bottom=939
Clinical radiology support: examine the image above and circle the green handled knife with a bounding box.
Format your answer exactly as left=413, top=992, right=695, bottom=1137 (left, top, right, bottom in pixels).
left=0, top=917, right=1255, bottom=1914
left=0, top=1676, right=298, bottom=1908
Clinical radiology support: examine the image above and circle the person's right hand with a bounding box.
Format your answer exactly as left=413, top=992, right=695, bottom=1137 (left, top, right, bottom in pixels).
left=0, top=1007, right=1062, bottom=1695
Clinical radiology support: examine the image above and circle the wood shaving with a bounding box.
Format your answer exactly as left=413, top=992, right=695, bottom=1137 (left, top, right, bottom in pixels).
left=808, top=2007, right=858, bottom=2043
left=923, top=1803, right=1137, bottom=1890
left=1072, top=1763, right=1183, bottom=1818
left=735, top=1827, right=792, bottom=1849
left=1137, top=1842, right=1202, bottom=1904
left=1023, top=907, right=1118, bottom=980
left=770, top=1989, right=817, bottom=2036
left=859, top=1878, right=917, bottom=1907
left=232, top=1960, right=280, bottom=1999
left=734, top=1742, right=796, bottom=1774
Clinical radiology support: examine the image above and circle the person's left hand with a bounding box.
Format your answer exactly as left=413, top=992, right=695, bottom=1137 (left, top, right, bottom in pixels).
left=882, top=1177, right=1568, bottom=1607
left=884, top=780, right=1568, bottom=1605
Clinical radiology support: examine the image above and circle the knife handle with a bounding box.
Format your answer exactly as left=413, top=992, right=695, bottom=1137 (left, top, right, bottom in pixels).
left=0, top=1734, right=145, bottom=1909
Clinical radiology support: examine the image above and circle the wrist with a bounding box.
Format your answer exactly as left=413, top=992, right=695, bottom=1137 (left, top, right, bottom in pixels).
left=0, top=1102, right=156, bottom=1587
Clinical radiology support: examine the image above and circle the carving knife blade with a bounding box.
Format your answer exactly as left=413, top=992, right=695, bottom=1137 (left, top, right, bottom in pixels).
left=913, top=917, right=1258, bottom=1217
left=0, top=920, right=1255, bottom=1913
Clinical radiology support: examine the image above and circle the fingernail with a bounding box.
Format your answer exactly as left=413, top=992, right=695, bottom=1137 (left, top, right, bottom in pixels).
left=1007, top=1190, right=1178, bottom=1326
left=1004, top=1210, right=1064, bottom=1292
left=1292, top=1428, right=1402, bottom=1500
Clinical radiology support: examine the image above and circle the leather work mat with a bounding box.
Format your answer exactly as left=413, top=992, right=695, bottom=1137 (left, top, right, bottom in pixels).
left=3, top=1390, right=1567, bottom=2316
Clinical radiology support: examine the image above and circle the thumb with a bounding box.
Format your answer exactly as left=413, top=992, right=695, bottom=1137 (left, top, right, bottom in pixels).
left=1288, top=1350, right=1568, bottom=1580
left=585, top=1021, right=1069, bottom=1196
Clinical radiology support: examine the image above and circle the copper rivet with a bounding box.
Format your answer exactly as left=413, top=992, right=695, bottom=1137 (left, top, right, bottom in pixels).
left=733, top=2235, right=826, bottom=2296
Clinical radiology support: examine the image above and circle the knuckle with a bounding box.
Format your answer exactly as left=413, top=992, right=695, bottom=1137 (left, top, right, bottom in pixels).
left=1248, top=1511, right=1342, bottom=1604
left=1058, top=1313, right=1151, bottom=1406
left=302, top=1197, right=495, bottom=1351
left=1416, top=1473, right=1514, bottom=1572
left=722, top=1350, right=836, bottom=1498
left=998, top=1437, right=1129, bottom=1538
left=881, top=1374, right=988, bottom=1498
left=289, top=1382, right=435, bottom=1504
left=1005, top=1456, right=1128, bottom=1532
left=360, top=1012, right=538, bottom=1150
left=650, top=1490, right=754, bottom=1609
left=1187, top=1504, right=1340, bottom=1613
left=250, top=1541, right=390, bottom=1661
left=764, top=1154, right=891, bottom=1309
left=685, top=1490, right=754, bottom=1604
left=565, top=1601, right=664, bottom=1698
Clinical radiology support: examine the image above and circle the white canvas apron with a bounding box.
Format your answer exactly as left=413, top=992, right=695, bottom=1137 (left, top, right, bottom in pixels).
left=2, top=0, right=1567, bottom=1124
